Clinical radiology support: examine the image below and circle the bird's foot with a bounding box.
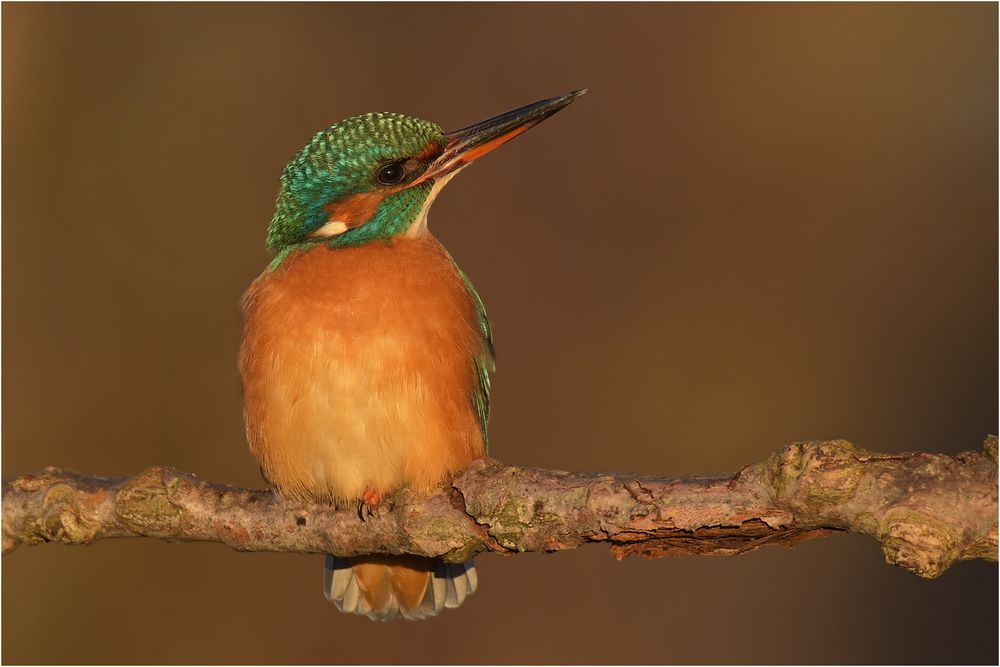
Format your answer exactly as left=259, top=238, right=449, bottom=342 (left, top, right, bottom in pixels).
left=358, top=489, right=383, bottom=522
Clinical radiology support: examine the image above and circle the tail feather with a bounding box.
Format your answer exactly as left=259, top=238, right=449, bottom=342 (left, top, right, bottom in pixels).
left=324, top=555, right=477, bottom=622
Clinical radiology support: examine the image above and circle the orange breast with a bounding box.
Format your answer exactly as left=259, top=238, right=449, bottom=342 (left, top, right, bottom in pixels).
left=239, top=235, right=487, bottom=503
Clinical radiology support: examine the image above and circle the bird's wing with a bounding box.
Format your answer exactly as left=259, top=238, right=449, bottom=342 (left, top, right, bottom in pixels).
left=453, top=263, right=495, bottom=454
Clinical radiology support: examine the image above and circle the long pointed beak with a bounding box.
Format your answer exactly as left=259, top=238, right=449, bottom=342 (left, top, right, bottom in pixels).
left=417, top=89, right=587, bottom=184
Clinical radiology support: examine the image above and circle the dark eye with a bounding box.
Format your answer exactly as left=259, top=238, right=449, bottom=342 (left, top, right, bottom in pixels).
left=376, top=163, right=406, bottom=185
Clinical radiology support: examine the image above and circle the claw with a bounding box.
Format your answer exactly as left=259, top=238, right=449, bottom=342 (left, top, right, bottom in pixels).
left=358, top=489, right=383, bottom=522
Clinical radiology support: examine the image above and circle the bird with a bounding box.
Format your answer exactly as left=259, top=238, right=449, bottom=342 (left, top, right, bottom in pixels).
left=238, top=90, right=585, bottom=621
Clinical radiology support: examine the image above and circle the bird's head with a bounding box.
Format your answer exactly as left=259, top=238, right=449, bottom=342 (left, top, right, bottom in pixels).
left=266, top=90, right=586, bottom=255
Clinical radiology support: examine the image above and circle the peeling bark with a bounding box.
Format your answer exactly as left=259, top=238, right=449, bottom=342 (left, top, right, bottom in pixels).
left=3, top=437, right=996, bottom=579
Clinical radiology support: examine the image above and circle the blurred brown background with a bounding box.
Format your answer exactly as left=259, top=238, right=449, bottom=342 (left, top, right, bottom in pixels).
left=3, top=3, right=997, bottom=664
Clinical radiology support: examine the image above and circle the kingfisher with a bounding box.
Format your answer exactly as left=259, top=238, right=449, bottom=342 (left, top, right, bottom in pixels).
left=239, top=91, right=585, bottom=621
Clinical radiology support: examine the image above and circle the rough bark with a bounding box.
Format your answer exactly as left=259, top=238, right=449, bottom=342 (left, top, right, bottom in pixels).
left=3, top=437, right=997, bottom=579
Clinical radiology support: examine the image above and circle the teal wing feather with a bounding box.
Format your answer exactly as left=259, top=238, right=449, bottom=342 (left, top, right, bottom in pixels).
left=452, top=262, right=495, bottom=454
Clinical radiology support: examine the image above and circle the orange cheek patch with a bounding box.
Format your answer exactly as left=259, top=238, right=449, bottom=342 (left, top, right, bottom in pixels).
left=321, top=191, right=386, bottom=230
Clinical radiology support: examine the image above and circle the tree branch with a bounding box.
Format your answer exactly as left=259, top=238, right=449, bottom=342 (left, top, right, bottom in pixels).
left=3, top=437, right=996, bottom=579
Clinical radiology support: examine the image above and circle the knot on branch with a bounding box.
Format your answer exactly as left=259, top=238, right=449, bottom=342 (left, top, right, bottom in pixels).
left=2, top=469, right=117, bottom=553
left=984, top=435, right=998, bottom=464
left=751, top=439, right=868, bottom=511
left=880, top=509, right=960, bottom=579
left=742, top=436, right=999, bottom=578
left=455, top=459, right=585, bottom=553
left=116, top=467, right=185, bottom=536
left=40, top=483, right=102, bottom=545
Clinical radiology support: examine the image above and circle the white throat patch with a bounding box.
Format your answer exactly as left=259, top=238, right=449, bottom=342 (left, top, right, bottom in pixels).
left=404, top=170, right=459, bottom=238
